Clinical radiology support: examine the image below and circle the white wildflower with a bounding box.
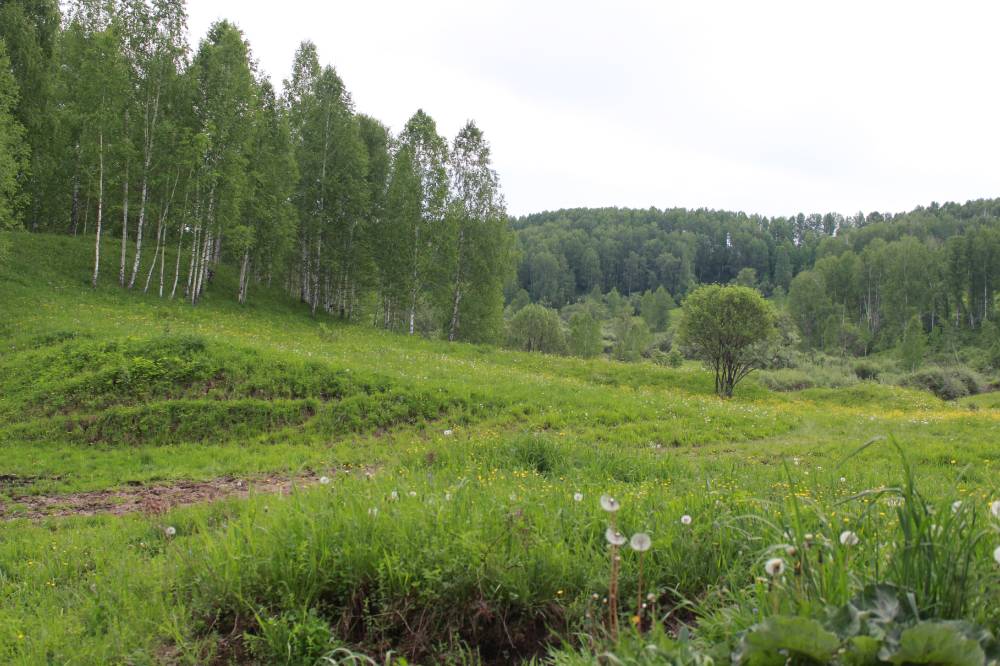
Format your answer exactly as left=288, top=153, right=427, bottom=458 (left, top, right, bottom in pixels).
left=952, top=500, right=962, bottom=513
left=389, top=490, right=399, bottom=501
left=573, top=492, right=583, bottom=502
left=408, top=491, right=417, bottom=497
left=443, top=429, right=454, bottom=436
left=839, top=531, right=859, bottom=546
left=630, top=532, right=652, bottom=552
left=605, top=528, right=627, bottom=546
left=989, top=500, right=1000, bottom=519
left=319, top=476, right=330, bottom=485
left=600, top=494, right=621, bottom=513
left=680, top=514, right=692, bottom=525
left=164, top=526, right=176, bottom=538
left=764, top=558, right=785, bottom=577
left=994, top=545, right=1000, bottom=565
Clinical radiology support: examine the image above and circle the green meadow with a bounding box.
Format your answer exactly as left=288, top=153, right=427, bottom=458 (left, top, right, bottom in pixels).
left=2, top=233, right=1000, bottom=664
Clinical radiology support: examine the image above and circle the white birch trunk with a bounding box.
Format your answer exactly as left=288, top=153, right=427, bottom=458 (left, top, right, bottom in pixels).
left=91, top=131, right=104, bottom=289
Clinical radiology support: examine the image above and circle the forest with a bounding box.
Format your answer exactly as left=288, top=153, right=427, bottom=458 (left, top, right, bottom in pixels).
left=512, top=200, right=1000, bottom=359
left=0, top=0, right=514, bottom=343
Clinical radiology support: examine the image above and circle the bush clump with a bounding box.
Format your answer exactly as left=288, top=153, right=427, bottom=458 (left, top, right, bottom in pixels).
left=901, top=366, right=984, bottom=400
left=853, top=360, right=881, bottom=381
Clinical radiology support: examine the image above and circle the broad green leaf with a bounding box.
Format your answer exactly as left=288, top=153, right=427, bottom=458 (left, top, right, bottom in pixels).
left=883, top=622, right=985, bottom=666
left=736, top=616, right=840, bottom=666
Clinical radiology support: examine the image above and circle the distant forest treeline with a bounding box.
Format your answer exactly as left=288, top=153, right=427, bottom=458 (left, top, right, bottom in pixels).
left=512, top=200, right=1000, bottom=351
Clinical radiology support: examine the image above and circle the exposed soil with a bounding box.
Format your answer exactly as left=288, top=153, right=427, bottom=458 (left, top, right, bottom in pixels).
left=0, top=472, right=353, bottom=520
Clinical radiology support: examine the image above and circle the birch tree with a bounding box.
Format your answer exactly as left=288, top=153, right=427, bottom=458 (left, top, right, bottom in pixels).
left=443, top=121, right=509, bottom=342
left=123, top=0, right=188, bottom=289
left=396, top=109, right=448, bottom=334
left=187, top=20, right=254, bottom=304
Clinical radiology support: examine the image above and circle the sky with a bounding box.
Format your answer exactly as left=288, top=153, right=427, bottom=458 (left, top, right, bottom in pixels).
left=188, top=1, right=1000, bottom=218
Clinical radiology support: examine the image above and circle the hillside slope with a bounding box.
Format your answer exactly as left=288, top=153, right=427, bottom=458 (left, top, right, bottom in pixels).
left=2, top=232, right=1000, bottom=663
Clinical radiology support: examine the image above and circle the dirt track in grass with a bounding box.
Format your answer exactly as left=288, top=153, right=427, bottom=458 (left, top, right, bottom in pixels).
left=0, top=472, right=354, bottom=519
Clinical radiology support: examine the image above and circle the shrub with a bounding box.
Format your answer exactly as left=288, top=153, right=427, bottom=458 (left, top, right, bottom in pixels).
left=757, top=369, right=816, bottom=391
left=506, top=304, right=566, bottom=354
left=853, top=360, right=880, bottom=381
left=902, top=366, right=983, bottom=400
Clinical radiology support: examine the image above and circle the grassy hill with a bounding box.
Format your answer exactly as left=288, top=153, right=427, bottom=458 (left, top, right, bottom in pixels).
left=2, top=232, right=1000, bottom=664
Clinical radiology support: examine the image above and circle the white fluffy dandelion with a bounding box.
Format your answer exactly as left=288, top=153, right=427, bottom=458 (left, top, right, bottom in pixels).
left=319, top=476, right=331, bottom=485
left=443, top=429, right=454, bottom=436
left=764, top=558, right=785, bottom=577
left=952, top=500, right=962, bottom=513
left=680, top=514, right=692, bottom=526
left=839, top=530, right=859, bottom=546
left=994, top=545, right=1000, bottom=565
left=989, top=500, right=1000, bottom=519
left=600, top=494, right=621, bottom=513
left=573, top=492, right=583, bottom=502
left=605, top=528, right=627, bottom=546
left=408, top=491, right=417, bottom=497
left=164, top=526, right=176, bottom=537
left=389, top=490, right=399, bottom=501
left=630, top=532, right=652, bottom=552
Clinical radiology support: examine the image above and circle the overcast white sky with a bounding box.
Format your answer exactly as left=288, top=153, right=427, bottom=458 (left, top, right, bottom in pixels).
left=188, top=1, right=1000, bottom=217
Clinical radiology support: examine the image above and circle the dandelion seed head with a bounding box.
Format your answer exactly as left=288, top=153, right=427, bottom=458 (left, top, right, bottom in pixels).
left=952, top=500, right=962, bottom=513
left=600, top=494, right=620, bottom=513
left=839, top=531, right=859, bottom=546
left=764, top=558, right=785, bottom=577
left=319, top=476, right=330, bottom=485
left=408, top=491, right=417, bottom=497
left=573, top=492, right=583, bottom=502
left=630, top=532, right=652, bottom=552
left=994, top=545, right=1000, bottom=565
left=989, top=500, right=1000, bottom=519
left=164, top=526, right=176, bottom=537
left=605, top=528, right=627, bottom=546
left=680, top=514, right=692, bottom=525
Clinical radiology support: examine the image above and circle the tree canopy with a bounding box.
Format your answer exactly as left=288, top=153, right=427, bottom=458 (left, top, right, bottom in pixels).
left=677, top=284, right=776, bottom=397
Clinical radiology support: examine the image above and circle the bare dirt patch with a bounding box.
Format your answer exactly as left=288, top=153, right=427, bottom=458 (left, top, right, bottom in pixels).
left=0, top=472, right=358, bottom=520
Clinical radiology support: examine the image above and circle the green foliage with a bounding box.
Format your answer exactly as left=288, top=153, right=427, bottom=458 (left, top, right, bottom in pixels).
left=733, top=266, right=758, bottom=289
left=898, top=315, right=927, bottom=372
left=246, top=607, right=335, bottom=665
left=735, top=616, right=839, bottom=665
left=567, top=310, right=602, bottom=358
left=902, top=366, right=984, bottom=401
left=506, top=303, right=566, bottom=354
left=854, top=360, right=881, bottom=381
left=0, top=39, right=28, bottom=232
left=639, top=286, right=674, bottom=332
left=612, top=314, right=652, bottom=362
left=678, top=284, right=776, bottom=397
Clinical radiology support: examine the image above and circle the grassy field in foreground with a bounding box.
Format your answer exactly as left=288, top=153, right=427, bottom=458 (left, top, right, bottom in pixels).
left=2, top=232, right=1000, bottom=664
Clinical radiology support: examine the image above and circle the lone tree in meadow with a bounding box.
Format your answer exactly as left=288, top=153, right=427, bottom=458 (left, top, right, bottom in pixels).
left=677, top=284, right=776, bottom=397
